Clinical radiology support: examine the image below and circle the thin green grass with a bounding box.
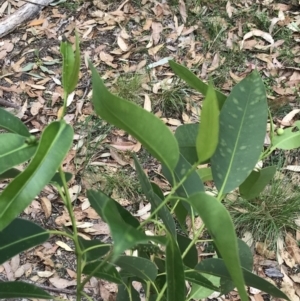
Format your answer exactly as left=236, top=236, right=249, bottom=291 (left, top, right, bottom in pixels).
left=227, top=172, right=300, bottom=250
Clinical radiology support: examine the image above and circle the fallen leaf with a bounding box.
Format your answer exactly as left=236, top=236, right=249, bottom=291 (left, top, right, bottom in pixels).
left=49, top=277, right=76, bottom=289
left=40, top=197, right=52, bottom=219
left=56, top=241, right=73, bottom=252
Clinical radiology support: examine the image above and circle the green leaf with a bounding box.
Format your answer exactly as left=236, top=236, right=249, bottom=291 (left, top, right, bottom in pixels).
left=166, top=235, right=185, bottom=301
left=0, top=107, right=30, bottom=137
left=168, top=60, right=227, bottom=110
left=0, top=133, right=37, bottom=175
left=102, top=197, right=165, bottom=260
left=197, top=167, right=213, bottom=182
left=211, top=70, right=268, bottom=194
left=134, top=156, right=176, bottom=236
left=163, top=153, right=205, bottom=199
left=0, top=168, right=21, bottom=180
left=0, top=282, right=52, bottom=299
left=49, top=171, right=73, bottom=186
left=271, top=121, right=300, bottom=150
left=60, top=32, right=80, bottom=94
left=175, top=124, right=198, bottom=165
left=87, top=189, right=140, bottom=228
left=185, top=270, right=219, bottom=291
left=177, top=234, right=198, bottom=268
left=115, top=256, right=157, bottom=281
left=22, top=62, right=35, bottom=72
left=187, top=192, right=248, bottom=301
left=90, top=62, right=179, bottom=172
left=188, top=273, right=220, bottom=300
left=0, top=218, right=49, bottom=264
left=116, top=282, right=141, bottom=301
left=78, top=236, right=110, bottom=262
left=0, top=121, right=73, bottom=231
left=239, top=166, right=276, bottom=200
left=83, top=261, right=122, bottom=283
left=196, top=258, right=289, bottom=300
left=196, top=83, right=219, bottom=162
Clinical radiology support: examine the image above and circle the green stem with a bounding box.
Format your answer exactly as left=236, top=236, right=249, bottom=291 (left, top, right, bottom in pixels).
left=47, top=230, right=74, bottom=240
left=182, top=224, right=205, bottom=259
left=77, top=250, right=113, bottom=292
left=81, top=291, right=93, bottom=301
left=60, top=91, right=68, bottom=120
left=58, top=167, right=83, bottom=301
left=155, top=283, right=167, bottom=301
left=139, top=162, right=199, bottom=229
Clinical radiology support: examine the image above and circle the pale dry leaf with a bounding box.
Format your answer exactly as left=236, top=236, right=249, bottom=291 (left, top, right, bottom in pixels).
left=285, top=166, right=300, bottom=172
left=241, top=29, right=274, bottom=50
left=117, top=36, right=129, bottom=52
left=148, top=44, right=164, bottom=56
left=144, top=94, right=151, bottom=112
left=281, top=109, right=300, bottom=125
left=37, top=271, right=54, bottom=278
left=30, top=101, right=43, bottom=116
left=10, top=255, right=20, bottom=272
left=3, top=261, right=14, bottom=281
left=256, top=242, right=276, bottom=259
left=286, top=233, right=300, bottom=264
left=277, top=236, right=284, bottom=265
left=49, top=277, right=77, bottom=289
left=40, top=197, right=52, bottom=218
left=291, top=274, right=300, bottom=284
left=56, top=241, right=73, bottom=252
left=151, top=22, right=163, bottom=45
left=282, top=250, right=296, bottom=268
left=178, top=0, right=187, bottom=23
left=226, top=1, right=233, bottom=18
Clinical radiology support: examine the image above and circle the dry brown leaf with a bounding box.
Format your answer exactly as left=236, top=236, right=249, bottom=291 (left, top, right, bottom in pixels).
left=282, top=250, right=296, bottom=268
left=281, top=109, right=300, bottom=126
left=28, top=19, right=45, bottom=26
left=117, top=36, right=129, bottom=52
left=241, top=29, right=274, bottom=50
left=148, top=44, right=164, bottom=56
left=49, top=277, right=77, bottom=289
left=56, top=241, right=73, bottom=252
left=151, top=22, right=163, bottom=45
left=37, top=271, right=54, bottom=278
left=10, top=255, right=20, bottom=272
left=144, top=94, right=151, bottom=112
left=40, top=197, right=52, bottom=218
left=179, top=0, right=187, bottom=23
left=256, top=242, right=276, bottom=259
left=226, top=1, right=233, bottom=18
left=286, top=233, right=300, bottom=264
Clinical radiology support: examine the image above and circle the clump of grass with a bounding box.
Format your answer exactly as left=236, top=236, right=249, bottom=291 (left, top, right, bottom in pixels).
left=226, top=173, right=300, bottom=250
left=112, top=73, right=144, bottom=105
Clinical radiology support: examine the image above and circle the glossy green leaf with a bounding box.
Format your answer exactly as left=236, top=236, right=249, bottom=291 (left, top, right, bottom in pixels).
left=116, top=282, right=141, bottom=301
left=187, top=192, right=248, bottom=301
left=83, top=261, right=122, bottom=283
left=217, top=239, right=254, bottom=294
left=169, top=60, right=227, bottom=109
left=185, top=270, right=219, bottom=291
left=0, top=168, right=21, bottom=180
left=60, top=32, right=80, bottom=94
left=0, top=218, right=49, bottom=265
left=196, top=258, right=289, bottom=300
left=271, top=121, right=300, bottom=150
left=175, top=124, right=198, bottom=165
left=177, top=234, right=198, bottom=268
left=0, top=121, right=73, bottom=231
left=196, top=83, right=219, bottom=162
left=0, top=134, right=37, bottom=175
left=166, top=235, right=185, bottom=301
left=87, top=189, right=140, bottom=228
left=211, top=70, right=268, bottom=194
left=102, top=197, right=166, bottom=260
left=134, top=156, right=176, bottom=236
left=78, top=236, right=110, bottom=262
left=197, top=167, right=213, bottom=182
left=115, top=256, right=157, bottom=281
left=0, top=282, right=52, bottom=299
left=188, top=273, right=220, bottom=300
left=239, top=166, right=276, bottom=200
left=90, top=62, right=179, bottom=171
left=163, top=153, right=204, bottom=199
left=0, top=169, right=73, bottom=185
left=0, top=107, right=30, bottom=137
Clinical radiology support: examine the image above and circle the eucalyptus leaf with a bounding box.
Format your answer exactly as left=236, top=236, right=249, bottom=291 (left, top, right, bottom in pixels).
left=211, top=70, right=268, bottom=194
left=239, top=166, right=276, bottom=200
left=90, top=62, right=179, bottom=172
left=196, top=83, right=219, bottom=162
left=271, top=121, right=300, bottom=150
left=78, top=236, right=110, bottom=262
left=169, top=60, right=227, bottom=109
left=166, top=235, right=185, bottom=301
left=134, top=156, right=176, bottom=236
left=197, top=167, right=213, bottom=182
left=187, top=193, right=248, bottom=301
left=0, top=282, right=52, bottom=299
left=0, top=218, right=49, bottom=264
left=0, top=107, right=30, bottom=137
left=0, top=133, right=36, bottom=175
left=196, top=258, right=289, bottom=300
left=0, top=121, right=73, bottom=231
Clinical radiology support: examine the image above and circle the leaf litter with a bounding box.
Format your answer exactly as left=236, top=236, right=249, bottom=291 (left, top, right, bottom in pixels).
left=1, top=0, right=300, bottom=300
